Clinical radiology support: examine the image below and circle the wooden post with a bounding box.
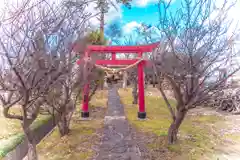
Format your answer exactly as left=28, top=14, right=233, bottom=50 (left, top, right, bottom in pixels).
left=137, top=52, right=146, bottom=119
left=104, top=75, right=108, bottom=88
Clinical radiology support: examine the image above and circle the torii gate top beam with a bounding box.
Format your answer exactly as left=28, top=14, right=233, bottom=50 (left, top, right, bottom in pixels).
left=73, top=42, right=160, bottom=54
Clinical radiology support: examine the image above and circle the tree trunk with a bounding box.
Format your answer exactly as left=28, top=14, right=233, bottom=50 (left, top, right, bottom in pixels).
left=89, top=81, right=99, bottom=101
left=57, top=114, right=70, bottom=137
left=144, top=72, right=147, bottom=89
left=22, top=120, right=38, bottom=160
left=168, top=109, right=187, bottom=144
left=100, top=80, right=104, bottom=90
left=153, top=74, right=156, bottom=88
left=100, top=10, right=104, bottom=44
left=132, top=80, right=138, bottom=104
left=99, top=8, right=105, bottom=60
left=98, top=71, right=104, bottom=90
left=28, top=142, right=38, bottom=160
left=123, top=71, right=128, bottom=88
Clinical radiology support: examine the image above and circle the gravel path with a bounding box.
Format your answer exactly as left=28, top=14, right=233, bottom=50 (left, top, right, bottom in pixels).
left=94, top=85, right=145, bottom=160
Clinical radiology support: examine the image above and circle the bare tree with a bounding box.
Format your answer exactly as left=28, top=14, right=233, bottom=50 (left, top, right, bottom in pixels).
left=42, top=1, right=94, bottom=136
left=0, top=0, right=93, bottom=159
left=153, top=0, right=240, bottom=144
left=44, top=59, right=90, bottom=136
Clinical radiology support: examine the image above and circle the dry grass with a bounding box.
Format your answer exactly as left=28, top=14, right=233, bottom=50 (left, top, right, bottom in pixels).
left=37, top=90, right=108, bottom=160
left=0, top=107, right=23, bottom=140
left=118, top=88, right=223, bottom=160
left=0, top=108, right=52, bottom=159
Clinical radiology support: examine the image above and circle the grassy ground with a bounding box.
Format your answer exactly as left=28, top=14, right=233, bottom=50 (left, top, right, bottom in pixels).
left=0, top=107, right=23, bottom=140
left=224, top=133, right=240, bottom=141
left=37, top=90, right=108, bottom=160
left=0, top=106, right=52, bottom=141
left=0, top=109, right=52, bottom=159
left=0, top=106, right=51, bottom=158
left=118, top=88, right=224, bottom=160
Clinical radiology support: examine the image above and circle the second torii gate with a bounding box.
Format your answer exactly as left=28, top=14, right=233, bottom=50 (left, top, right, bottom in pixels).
left=74, top=42, right=159, bottom=119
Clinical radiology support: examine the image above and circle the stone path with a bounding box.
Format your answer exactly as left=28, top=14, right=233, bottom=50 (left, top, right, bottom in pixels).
left=95, top=85, right=143, bottom=160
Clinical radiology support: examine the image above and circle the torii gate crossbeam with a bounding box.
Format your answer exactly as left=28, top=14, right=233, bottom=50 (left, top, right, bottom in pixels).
left=74, top=42, right=159, bottom=119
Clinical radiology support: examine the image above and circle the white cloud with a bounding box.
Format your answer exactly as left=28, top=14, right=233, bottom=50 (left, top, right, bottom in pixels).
left=133, top=0, right=158, bottom=7
left=122, top=21, right=141, bottom=34
left=225, top=1, right=240, bottom=35
left=105, top=4, right=123, bottom=22
left=132, top=0, right=175, bottom=7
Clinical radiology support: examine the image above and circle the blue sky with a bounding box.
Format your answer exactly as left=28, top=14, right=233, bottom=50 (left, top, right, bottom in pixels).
left=103, top=0, right=179, bottom=44
left=121, top=0, right=181, bottom=26
left=121, top=3, right=160, bottom=26
left=100, top=0, right=240, bottom=45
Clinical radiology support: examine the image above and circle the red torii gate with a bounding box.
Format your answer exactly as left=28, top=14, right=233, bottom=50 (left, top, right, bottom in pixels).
left=74, top=42, right=159, bottom=119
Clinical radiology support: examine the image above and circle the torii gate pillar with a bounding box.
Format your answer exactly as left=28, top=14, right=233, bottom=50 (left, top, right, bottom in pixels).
left=81, top=83, right=90, bottom=118
left=81, top=51, right=90, bottom=118
left=137, top=52, right=146, bottom=119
